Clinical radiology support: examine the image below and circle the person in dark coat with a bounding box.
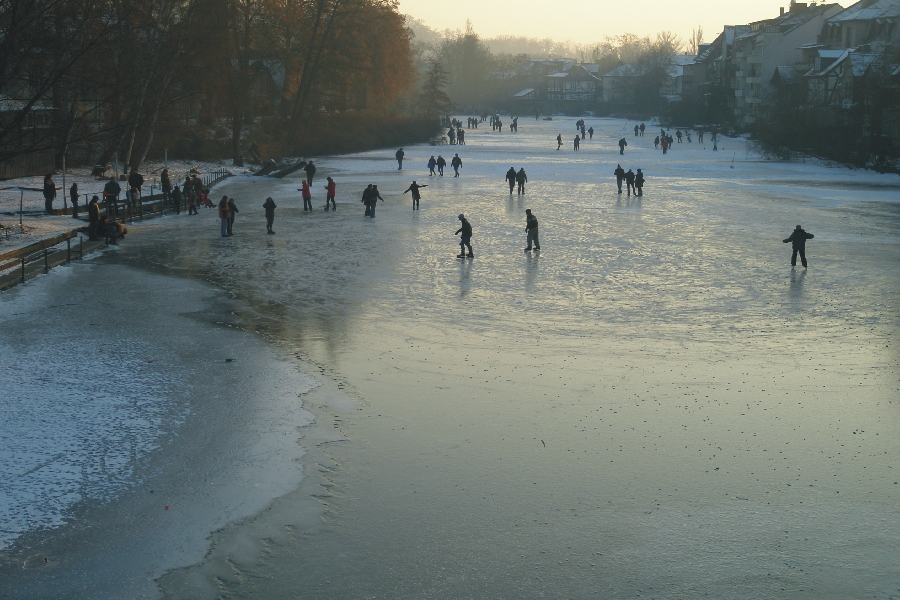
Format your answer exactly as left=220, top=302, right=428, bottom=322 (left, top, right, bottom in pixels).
left=396, top=148, right=404, bottom=170
left=524, top=208, right=540, bottom=252
left=505, top=167, right=516, bottom=194
left=304, top=161, right=316, bottom=185
left=451, top=154, right=462, bottom=177
left=43, top=174, right=56, bottom=214
left=103, top=177, right=121, bottom=217
left=588, top=126, right=594, bottom=139
left=127, top=170, right=144, bottom=195
left=324, top=176, right=336, bottom=211
left=88, top=196, right=101, bottom=240
left=263, top=197, right=277, bottom=233
left=573, top=136, right=580, bottom=151
left=556, top=134, right=563, bottom=150
left=614, top=164, right=625, bottom=194
left=515, top=168, right=527, bottom=194
left=436, top=155, right=446, bottom=176
left=783, top=225, right=814, bottom=267
left=367, top=185, right=384, bottom=217
left=635, top=169, right=645, bottom=197
left=428, top=156, right=437, bottom=176
left=618, top=138, right=627, bottom=155
left=172, top=184, right=182, bottom=213
left=227, top=197, right=238, bottom=235
left=161, top=168, right=172, bottom=204
left=403, top=181, right=427, bottom=210
left=362, top=184, right=373, bottom=216
left=625, top=168, right=635, bottom=196
left=69, top=182, right=79, bottom=217
left=455, top=214, right=473, bottom=258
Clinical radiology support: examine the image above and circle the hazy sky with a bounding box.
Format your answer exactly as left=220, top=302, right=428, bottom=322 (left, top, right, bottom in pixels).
left=399, top=0, right=793, bottom=45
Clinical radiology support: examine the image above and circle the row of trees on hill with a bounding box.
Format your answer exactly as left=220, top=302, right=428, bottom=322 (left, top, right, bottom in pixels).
left=1, top=0, right=420, bottom=170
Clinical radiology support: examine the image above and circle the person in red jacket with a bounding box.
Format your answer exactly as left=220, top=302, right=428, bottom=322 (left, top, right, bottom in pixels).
left=300, top=180, right=312, bottom=211
left=324, top=177, right=336, bottom=211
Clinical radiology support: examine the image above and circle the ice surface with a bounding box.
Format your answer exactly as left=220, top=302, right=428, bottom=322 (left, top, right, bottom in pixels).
left=0, top=268, right=191, bottom=550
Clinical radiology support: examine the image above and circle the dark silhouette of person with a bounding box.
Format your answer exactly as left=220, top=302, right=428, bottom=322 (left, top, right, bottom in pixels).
left=396, top=148, right=404, bottom=170
left=573, top=136, right=580, bottom=151
left=505, top=167, right=516, bottom=194
left=639, top=123, right=645, bottom=136
left=69, top=182, right=79, bottom=217
left=625, top=168, right=635, bottom=196
left=451, top=154, right=462, bottom=177
left=783, top=225, right=814, bottom=267
left=515, top=168, right=527, bottom=194
left=455, top=214, right=473, bottom=258
left=618, top=138, right=627, bottom=155
left=172, top=184, right=182, bottom=213
left=557, top=134, right=563, bottom=150
left=263, top=197, right=277, bottom=233
left=88, top=196, right=101, bottom=240
left=614, top=164, right=625, bottom=193
left=403, top=181, right=427, bottom=210
left=635, top=169, right=645, bottom=196
left=588, top=127, right=594, bottom=139
left=428, top=156, right=437, bottom=176
left=436, top=155, right=446, bottom=176
left=304, top=160, right=316, bottom=184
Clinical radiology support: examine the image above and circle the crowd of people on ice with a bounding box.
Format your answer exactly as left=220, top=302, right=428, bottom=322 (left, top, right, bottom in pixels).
left=28, top=116, right=811, bottom=267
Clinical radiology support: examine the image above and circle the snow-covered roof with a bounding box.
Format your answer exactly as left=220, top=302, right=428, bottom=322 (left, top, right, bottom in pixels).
left=514, top=88, right=535, bottom=97
left=547, top=72, right=569, bottom=78
left=819, top=49, right=847, bottom=58
left=828, top=0, right=900, bottom=23
left=670, top=54, right=698, bottom=66
left=849, top=52, right=879, bottom=75
left=774, top=65, right=798, bottom=81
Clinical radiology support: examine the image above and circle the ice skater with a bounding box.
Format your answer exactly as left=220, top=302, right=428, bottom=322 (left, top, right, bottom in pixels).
left=614, top=164, right=625, bottom=194
left=451, top=154, right=463, bottom=177
left=362, top=184, right=373, bottom=216
left=505, top=167, right=516, bottom=193
left=263, top=197, right=277, bottom=233
left=428, top=156, right=437, bottom=176
left=618, top=137, right=627, bottom=155
left=455, top=214, right=473, bottom=258
left=304, top=160, right=316, bottom=185
left=524, top=208, right=540, bottom=252
left=573, top=136, right=580, bottom=151
left=635, top=168, right=645, bottom=196
left=516, top=168, right=527, bottom=195
left=436, top=155, right=446, bottom=176
left=324, top=176, right=336, bottom=210
left=367, top=185, right=384, bottom=217
left=783, top=225, right=814, bottom=268
left=403, top=181, right=427, bottom=210
left=396, top=148, right=404, bottom=170
left=588, top=126, right=594, bottom=139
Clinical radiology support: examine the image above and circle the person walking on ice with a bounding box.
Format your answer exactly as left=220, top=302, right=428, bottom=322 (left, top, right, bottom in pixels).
left=403, top=181, right=427, bottom=210
left=588, top=126, right=594, bottom=139
left=451, top=153, right=463, bottom=177
left=505, top=167, right=516, bottom=194
left=516, top=168, right=528, bottom=195
left=573, top=136, right=580, bottom=151
left=455, top=214, right=474, bottom=258
left=614, top=164, right=625, bottom=194
left=396, top=148, right=404, bottom=170
left=557, top=134, right=563, bottom=150
left=436, top=155, right=447, bottom=176
left=618, top=137, right=627, bottom=155
left=783, top=225, right=814, bottom=268
left=263, top=197, right=277, bottom=234
left=635, top=168, right=645, bottom=196
left=524, top=208, right=540, bottom=252
left=304, top=160, right=316, bottom=184
left=625, top=168, right=635, bottom=196
left=428, top=156, right=437, bottom=176
left=324, top=176, right=336, bottom=210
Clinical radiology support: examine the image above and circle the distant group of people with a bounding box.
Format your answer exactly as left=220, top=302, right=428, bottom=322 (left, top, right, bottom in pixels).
left=427, top=154, right=464, bottom=177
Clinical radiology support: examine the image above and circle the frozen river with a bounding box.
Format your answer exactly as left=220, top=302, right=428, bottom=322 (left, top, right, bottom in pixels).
left=3, top=117, right=899, bottom=598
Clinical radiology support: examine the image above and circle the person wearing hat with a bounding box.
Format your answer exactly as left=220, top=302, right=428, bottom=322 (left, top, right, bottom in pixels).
left=524, top=209, right=540, bottom=252
left=783, top=225, right=814, bottom=268
left=634, top=169, right=645, bottom=197
left=455, top=214, right=473, bottom=258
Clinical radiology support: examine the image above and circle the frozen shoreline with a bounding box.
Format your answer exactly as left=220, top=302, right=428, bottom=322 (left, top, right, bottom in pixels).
left=0, top=257, right=346, bottom=598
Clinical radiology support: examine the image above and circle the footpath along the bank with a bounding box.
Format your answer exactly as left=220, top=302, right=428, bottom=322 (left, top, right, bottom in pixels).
left=0, top=169, right=232, bottom=291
